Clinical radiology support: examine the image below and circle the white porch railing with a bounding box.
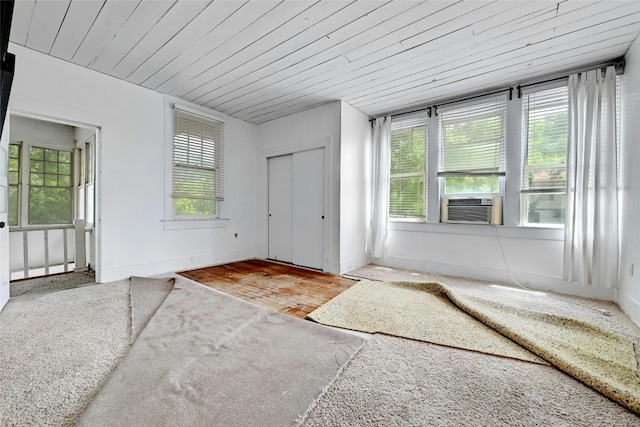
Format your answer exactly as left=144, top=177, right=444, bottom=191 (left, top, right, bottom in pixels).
left=9, top=222, right=90, bottom=280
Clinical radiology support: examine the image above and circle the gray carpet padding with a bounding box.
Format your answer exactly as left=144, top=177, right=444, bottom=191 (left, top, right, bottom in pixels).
left=79, top=279, right=365, bottom=426
left=129, top=276, right=175, bottom=342
left=298, top=334, right=640, bottom=426
left=0, top=280, right=131, bottom=426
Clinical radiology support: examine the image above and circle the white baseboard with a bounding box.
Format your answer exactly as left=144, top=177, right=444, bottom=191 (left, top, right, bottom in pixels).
left=372, top=255, right=617, bottom=301
left=339, top=254, right=371, bottom=276
left=617, top=290, right=640, bottom=327
left=99, top=248, right=258, bottom=283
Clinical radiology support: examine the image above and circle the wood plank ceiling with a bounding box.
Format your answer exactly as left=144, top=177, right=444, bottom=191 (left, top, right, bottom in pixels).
left=9, top=1, right=640, bottom=124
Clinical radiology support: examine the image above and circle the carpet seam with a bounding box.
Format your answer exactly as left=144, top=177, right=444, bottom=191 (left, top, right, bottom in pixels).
left=294, top=338, right=369, bottom=426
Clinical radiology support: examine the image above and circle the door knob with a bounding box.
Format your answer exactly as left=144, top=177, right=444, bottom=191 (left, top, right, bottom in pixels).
left=0, top=222, right=5, bottom=228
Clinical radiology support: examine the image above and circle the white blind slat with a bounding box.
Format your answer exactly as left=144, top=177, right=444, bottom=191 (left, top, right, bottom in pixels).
left=439, top=99, right=506, bottom=174
left=172, top=108, right=224, bottom=214
left=389, top=115, right=427, bottom=218
left=521, top=86, right=568, bottom=192
left=438, top=99, right=506, bottom=194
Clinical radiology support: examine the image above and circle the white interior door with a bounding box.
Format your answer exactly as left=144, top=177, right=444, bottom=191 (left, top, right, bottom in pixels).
left=0, top=118, right=10, bottom=310
left=268, top=155, right=293, bottom=263
left=292, top=148, right=324, bottom=270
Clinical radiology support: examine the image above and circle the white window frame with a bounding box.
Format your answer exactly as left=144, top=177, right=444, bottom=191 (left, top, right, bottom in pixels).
left=388, top=113, right=428, bottom=221
left=9, top=141, right=78, bottom=228
left=380, top=69, right=622, bottom=233
left=7, top=142, right=21, bottom=227
left=27, top=145, right=74, bottom=226
left=520, top=81, right=569, bottom=227
left=437, top=95, right=508, bottom=199
left=163, top=98, right=228, bottom=230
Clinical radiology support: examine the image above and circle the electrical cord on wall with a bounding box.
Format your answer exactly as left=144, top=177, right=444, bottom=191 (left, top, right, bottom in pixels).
left=492, top=224, right=612, bottom=316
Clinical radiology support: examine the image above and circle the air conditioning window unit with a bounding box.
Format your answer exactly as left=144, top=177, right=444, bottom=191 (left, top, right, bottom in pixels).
left=441, top=196, right=503, bottom=225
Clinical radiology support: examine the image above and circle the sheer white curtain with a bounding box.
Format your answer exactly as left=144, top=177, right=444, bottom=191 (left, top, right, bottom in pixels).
left=371, top=116, right=391, bottom=258
left=563, top=65, right=618, bottom=288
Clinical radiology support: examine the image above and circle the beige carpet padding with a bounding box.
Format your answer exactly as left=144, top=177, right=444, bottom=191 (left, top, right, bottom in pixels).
left=307, top=280, right=640, bottom=415
left=79, top=279, right=366, bottom=426
left=307, top=280, right=545, bottom=364
left=448, top=290, right=640, bottom=415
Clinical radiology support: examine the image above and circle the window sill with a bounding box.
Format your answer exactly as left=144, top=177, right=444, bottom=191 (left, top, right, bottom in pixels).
left=163, top=218, right=229, bottom=231
left=387, top=221, right=564, bottom=241
left=389, top=217, right=425, bottom=223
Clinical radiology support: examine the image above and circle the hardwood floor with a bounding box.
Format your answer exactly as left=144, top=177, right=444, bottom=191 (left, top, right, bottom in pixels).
left=179, top=259, right=357, bottom=319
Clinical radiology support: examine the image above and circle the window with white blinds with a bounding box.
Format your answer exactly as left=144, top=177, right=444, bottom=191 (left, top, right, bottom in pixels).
left=521, top=86, right=568, bottom=225
left=389, top=114, right=427, bottom=219
left=438, top=98, right=506, bottom=195
left=172, top=107, right=224, bottom=217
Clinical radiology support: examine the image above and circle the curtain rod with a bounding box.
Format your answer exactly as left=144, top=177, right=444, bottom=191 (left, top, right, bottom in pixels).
left=394, top=87, right=513, bottom=119
left=373, top=58, right=624, bottom=121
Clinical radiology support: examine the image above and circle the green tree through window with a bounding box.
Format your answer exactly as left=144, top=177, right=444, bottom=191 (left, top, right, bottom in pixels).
left=439, top=100, right=507, bottom=195
left=172, top=108, right=224, bottom=217
left=389, top=117, right=427, bottom=219
left=521, top=86, right=568, bottom=225
left=8, top=144, right=20, bottom=226
left=29, top=147, right=72, bottom=224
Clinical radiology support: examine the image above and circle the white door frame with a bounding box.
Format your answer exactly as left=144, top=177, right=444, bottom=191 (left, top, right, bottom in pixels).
left=0, top=114, right=10, bottom=310
left=6, top=109, right=102, bottom=283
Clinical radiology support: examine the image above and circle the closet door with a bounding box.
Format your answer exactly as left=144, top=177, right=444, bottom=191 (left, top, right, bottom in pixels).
left=267, top=155, right=293, bottom=263
left=292, top=148, right=324, bottom=270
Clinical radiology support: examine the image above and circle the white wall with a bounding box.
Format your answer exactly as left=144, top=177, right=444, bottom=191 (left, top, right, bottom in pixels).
left=378, top=207, right=615, bottom=299
left=339, top=101, right=371, bottom=273
left=618, top=35, right=640, bottom=325
left=8, top=44, right=260, bottom=283
left=10, top=115, right=75, bottom=150
left=381, top=221, right=577, bottom=286
left=257, top=102, right=341, bottom=274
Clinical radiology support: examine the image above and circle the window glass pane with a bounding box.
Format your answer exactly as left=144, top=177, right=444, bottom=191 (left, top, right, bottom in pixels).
left=439, top=99, right=506, bottom=195
left=45, top=149, right=58, bottom=162
left=59, top=163, right=71, bottom=175
left=172, top=109, right=224, bottom=217
left=389, top=114, right=428, bottom=219
left=444, top=176, right=499, bottom=194
left=30, top=160, right=44, bottom=173
left=389, top=128, right=426, bottom=217
left=29, top=187, right=72, bottom=224
left=9, top=144, right=19, bottom=158
left=45, top=162, right=58, bottom=174
left=390, top=176, right=425, bottom=217
left=8, top=158, right=19, bottom=172
left=45, top=174, right=58, bottom=186
left=8, top=186, right=18, bottom=226
left=30, top=147, right=44, bottom=160
left=28, top=147, right=73, bottom=224
left=59, top=151, right=71, bottom=163
left=86, top=183, right=95, bottom=225
left=31, top=173, right=44, bottom=186
left=521, top=86, right=568, bottom=225
left=8, top=171, right=18, bottom=185
left=522, top=193, right=565, bottom=225
left=174, top=198, right=215, bottom=216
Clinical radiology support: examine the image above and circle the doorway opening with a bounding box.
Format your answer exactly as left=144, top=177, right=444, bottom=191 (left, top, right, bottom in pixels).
left=7, top=113, right=98, bottom=294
